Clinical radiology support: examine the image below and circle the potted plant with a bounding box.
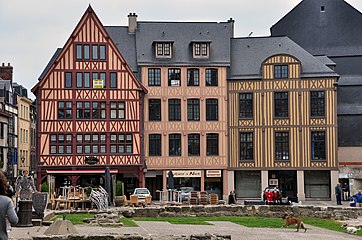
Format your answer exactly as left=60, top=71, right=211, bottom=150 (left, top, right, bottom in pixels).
left=114, top=181, right=124, bottom=206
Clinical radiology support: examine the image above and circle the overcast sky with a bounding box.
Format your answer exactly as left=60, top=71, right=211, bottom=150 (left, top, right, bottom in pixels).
left=1, top=0, right=361, bottom=99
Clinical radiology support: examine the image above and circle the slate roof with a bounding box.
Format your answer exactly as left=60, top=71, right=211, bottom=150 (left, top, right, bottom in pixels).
left=134, top=21, right=231, bottom=66
left=38, top=48, right=62, bottom=80
left=229, top=36, right=338, bottom=80
left=270, top=0, right=362, bottom=56
left=105, top=26, right=138, bottom=72
left=315, top=55, right=336, bottom=67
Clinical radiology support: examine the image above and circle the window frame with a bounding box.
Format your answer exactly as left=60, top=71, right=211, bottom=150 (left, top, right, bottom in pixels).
left=188, top=134, right=200, bottom=156
left=311, top=131, right=326, bottom=160
left=169, top=134, right=181, bottom=156
left=310, top=91, right=325, bottom=117
left=206, top=133, right=219, bottom=156
left=149, top=99, right=161, bottom=121
left=168, top=68, right=181, bottom=87
left=187, top=99, right=200, bottom=121
left=275, top=132, right=289, bottom=161
left=187, top=68, right=200, bottom=86
left=110, top=72, right=117, bottom=89
left=50, top=134, right=72, bottom=155
left=240, top=132, right=254, bottom=161
left=206, top=99, right=218, bottom=121
left=205, top=68, right=218, bottom=86
left=274, top=65, right=289, bottom=79
left=110, top=101, right=125, bottom=120
left=110, top=133, right=133, bottom=155
left=149, top=134, right=162, bottom=156
left=58, top=101, right=72, bottom=119
left=65, top=72, right=72, bottom=88
left=155, top=42, right=172, bottom=58
left=239, top=93, right=253, bottom=119
left=168, top=99, right=181, bottom=121
left=274, top=92, right=289, bottom=118
left=193, top=43, right=209, bottom=58
left=148, top=68, right=161, bottom=86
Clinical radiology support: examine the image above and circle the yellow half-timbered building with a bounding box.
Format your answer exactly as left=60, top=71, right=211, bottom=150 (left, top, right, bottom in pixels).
left=228, top=36, right=338, bottom=201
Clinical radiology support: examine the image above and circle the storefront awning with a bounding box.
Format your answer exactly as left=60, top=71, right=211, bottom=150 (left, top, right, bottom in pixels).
left=46, top=170, right=118, bottom=174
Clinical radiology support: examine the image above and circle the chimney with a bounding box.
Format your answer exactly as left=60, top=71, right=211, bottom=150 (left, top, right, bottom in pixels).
left=0, top=63, right=13, bottom=81
left=227, top=18, right=235, bottom=38
left=128, top=13, right=138, bottom=33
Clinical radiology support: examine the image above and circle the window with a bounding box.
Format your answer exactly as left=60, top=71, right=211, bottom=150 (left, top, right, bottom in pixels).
left=76, top=134, right=106, bottom=154
left=321, top=6, right=325, bottom=12
left=76, top=72, right=82, bottom=88
left=311, top=91, right=325, bottom=117
left=58, top=101, right=72, bottom=119
left=92, top=72, right=106, bottom=88
left=168, top=68, right=181, bottom=86
left=206, top=134, right=218, bottom=156
left=168, top=99, right=181, bottom=121
left=274, top=92, right=288, bottom=118
left=76, top=44, right=82, bottom=60
left=274, top=65, right=288, bottom=79
left=92, top=45, right=98, bottom=60
left=110, top=72, right=117, bottom=88
left=110, top=133, right=133, bottom=154
left=239, top=93, right=253, bottom=118
left=99, top=45, right=106, bottom=60
left=205, top=68, right=218, bottom=86
left=65, top=72, right=72, bottom=88
left=194, top=43, right=209, bottom=57
left=0, top=123, right=4, bottom=139
left=76, top=102, right=91, bottom=119
left=92, top=101, right=106, bottom=119
left=275, top=132, right=289, bottom=160
left=110, top=102, right=125, bottom=119
left=84, top=73, right=90, bottom=88
left=149, top=99, right=161, bottom=121
left=187, top=69, right=199, bottom=86
left=76, top=72, right=91, bottom=88
left=149, top=134, right=161, bottom=156
left=156, top=42, right=172, bottom=57
left=311, top=131, right=326, bottom=160
left=169, top=134, right=181, bottom=156
left=240, top=132, right=253, bottom=161
left=206, top=99, right=218, bottom=121
left=49, top=134, right=72, bottom=155
left=84, top=45, right=90, bottom=60
left=148, top=68, right=161, bottom=86
left=188, top=134, right=200, bottom=156
left=187, top=99, right=200, bottom=121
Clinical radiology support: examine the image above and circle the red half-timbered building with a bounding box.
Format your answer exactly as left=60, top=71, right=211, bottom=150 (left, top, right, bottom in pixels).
left=32, top=6, right=147, bottom=192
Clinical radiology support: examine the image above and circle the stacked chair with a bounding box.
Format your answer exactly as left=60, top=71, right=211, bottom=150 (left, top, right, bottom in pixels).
left=209, top=193, right=219, bottom=205
left=199, top=191, right=209, bottom=205
left=189, top=191, right=199, bottom=205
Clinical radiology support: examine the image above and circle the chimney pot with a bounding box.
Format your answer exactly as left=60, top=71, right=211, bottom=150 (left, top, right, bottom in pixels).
left=7, top=63, right=10, bottom=66
left=1, top=63, right=4, bottom=67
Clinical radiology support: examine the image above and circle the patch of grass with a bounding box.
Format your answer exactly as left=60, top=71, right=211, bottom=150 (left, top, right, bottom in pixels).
left=51, top=214, right=95, bottom=225
left=303, top=218, right=362, bottom=236
left=134, top=217, right=212, bottom=225
left=119, top=218, right=139, bottom=227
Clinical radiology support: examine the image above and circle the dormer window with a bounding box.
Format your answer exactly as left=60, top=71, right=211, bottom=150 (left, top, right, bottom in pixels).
left=192, top=41, right=211, bottom=58
left=155, top=42, right=173, bottom=58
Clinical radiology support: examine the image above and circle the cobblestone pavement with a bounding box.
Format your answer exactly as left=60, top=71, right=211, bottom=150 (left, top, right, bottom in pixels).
left=9, top=221, right=362, bottom=240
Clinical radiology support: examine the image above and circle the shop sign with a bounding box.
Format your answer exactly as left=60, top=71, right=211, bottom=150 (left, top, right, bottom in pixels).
left=206, top=170, right=222, bottom=178
left=93, top=79, right=104, bottom=88
left=167, top=170, right=201, bottom=178
left=85, top=156, right=99, bottom=165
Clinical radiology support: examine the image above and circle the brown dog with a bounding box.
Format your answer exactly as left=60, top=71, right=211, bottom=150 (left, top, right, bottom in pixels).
left=282, top=214, right=307, bottom=232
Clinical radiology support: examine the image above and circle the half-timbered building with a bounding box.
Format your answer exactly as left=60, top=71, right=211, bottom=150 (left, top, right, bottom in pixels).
left=32, top=6, right=147, bottom=192
left=228, top=36, right=338, bottom=201
left=106, top=15, right=233, bottom=199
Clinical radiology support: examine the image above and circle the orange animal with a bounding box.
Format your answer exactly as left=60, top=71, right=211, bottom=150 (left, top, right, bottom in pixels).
left=282, top=214, right=307, bottom=232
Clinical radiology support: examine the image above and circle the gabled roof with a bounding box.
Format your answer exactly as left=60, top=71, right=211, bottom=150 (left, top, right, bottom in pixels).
left=135, top=21, right=231, bottom=66
left=229, top=36, right=338, bottom=80
left=270, top=0, right=362, bottom=56
left=38, top=48, right=62, bottom=81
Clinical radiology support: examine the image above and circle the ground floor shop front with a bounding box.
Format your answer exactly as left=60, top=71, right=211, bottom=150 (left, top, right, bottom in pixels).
left=232, top=170, right=339, bottom=201
left=145, top=169, right=228, bottom=200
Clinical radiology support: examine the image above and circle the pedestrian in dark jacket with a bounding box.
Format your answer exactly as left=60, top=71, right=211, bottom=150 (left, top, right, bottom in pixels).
left=0, top=172, right=18, bottom=239
left=335, top=183, right=342, bottom=205
left=228, top=190, right=236, bottom=204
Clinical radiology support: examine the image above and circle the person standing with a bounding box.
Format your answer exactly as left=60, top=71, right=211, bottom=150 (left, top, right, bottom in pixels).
left=0, top=171, right=18, bottom=239
left=228, top=190, right=236, bottom=204
left=15, top=170, right=37, bottom=200
left=341, top=183, right=349, bottom=201
left=356, top=190, right=362, bottom=207
left=335, top=183, right=342, bottom=205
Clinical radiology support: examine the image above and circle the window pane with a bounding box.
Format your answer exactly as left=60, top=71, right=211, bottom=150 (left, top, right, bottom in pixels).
left=206, top=134, right=218, bottom=156
left=188, top=134, right=200, bottom=156
left=169, top=134, right=181, bottom=156
left=99, top=45, right=106, bottom=60
left=239, top=93, right=253, bottom=118
left=148, top=68, right=161, bottom=86
left=206, top=69, right=218, bottom=86
left=84, top=73, right=90, bottom=88
left=76, top=44, right=82, bottom=60
left=110, top=72, right=117, bottom=88
left=65, top=72, right=72, bottom=88
left=149, top=134, right=161, bottom=156
left=149, top=99, right=161, bottom=121
left=84, top=45, right=90, bottom=60
left=168, top=68, right=181, bottom=86
left=206, top=99, right=218, bottom=121
left=274, top=92, right=289, bottom=118
left=240, top=132, right=254, bottom=161
left=187, top=69, right=199, bottom=86
left=76, top=73, right=82, bottom=88
left=77, top=145, right=83, bottom=154
left=92, top=45, right=98, bottom=60
left=169, top=99, right=181, bottom=121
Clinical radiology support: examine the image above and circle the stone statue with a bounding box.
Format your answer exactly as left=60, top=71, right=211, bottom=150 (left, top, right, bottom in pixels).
left=15, top=170, right=37, bottom=200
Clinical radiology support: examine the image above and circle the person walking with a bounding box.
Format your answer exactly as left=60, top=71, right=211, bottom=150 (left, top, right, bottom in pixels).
left=356, top=190, right=362, bottom=207
left=335, top=183, right=342, bottom=205
left=228, top=190, right=236, bottom=204
left=0, top=172, right=18, bottom=239
left=341, top=183, right=349, bottom=201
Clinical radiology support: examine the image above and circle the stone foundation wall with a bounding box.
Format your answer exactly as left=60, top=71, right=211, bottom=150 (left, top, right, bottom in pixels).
left=56, top=205, right=362, bottom=221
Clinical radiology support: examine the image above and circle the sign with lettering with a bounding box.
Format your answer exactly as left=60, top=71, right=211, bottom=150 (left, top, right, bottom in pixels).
left=167, top=170, right=201, bottom=178
left=93, top=79, right=104, bottom=89
left=85, top=156, right=99, bottom=165
left=206, top=170, right=222, bottom=178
